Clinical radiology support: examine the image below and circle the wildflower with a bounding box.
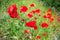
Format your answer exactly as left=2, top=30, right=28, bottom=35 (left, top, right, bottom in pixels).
left=47, top=8, right=52, bottom=14
left=20, top=5, right=28, bottom=13
left=33, top=25, right=37, bottom=30
left=25, top=20, right=37, bottom=30
left=36, top=35, right=41, bottom=39
left=49, top=17, right=54, bottom=22
left=41, top=22, right=48, bottom=28
left=27, top=10, right=35, bottom=18
left=30, top=3, right=35, bottom=7
left=35, top=9, right=40, bottom=13
left=47, top=13, right=52, bottom=18
left=8, top=4, right=18, bottom=18
left=24, top=30, right=29, bottom=34
left=43, top=15, right=47, bottom=18
left=27, top=13, right=33, bottom=18
left=26, top=20, right=36, bottom=27
left=31, top=10, right=35, bottom=13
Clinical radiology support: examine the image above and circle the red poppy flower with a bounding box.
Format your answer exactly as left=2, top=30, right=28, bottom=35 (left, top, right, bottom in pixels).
left=27, top=13, right=33, bottom=18
left=43, top=15, right=47, bottom=18
left=43, top=32, right=47, bottom=36
left=26, top=20, right=36, bottom=27
left=24, top=30, right=29, bottom=34
left=30, top=3, right=35, bottom=7
left=47, top=8, right=52, bottom=14
left=31, top=10, right=35, bottom=13
left=41, top=22, right=48, bottom=28
left=8, top=4, right=18, bottom=18
left=36, top=35, right=41, bottom=39
left=25, top=20, right=37, bottom=30
left=20, top=5, right=28, bottom=13
left=47, top=13, right=52, bottom=18
left=35, top=9, right=40, bottom=13
left=49, top=17, right=54, bottom=22
left=33, top=26, right=37, bottom=30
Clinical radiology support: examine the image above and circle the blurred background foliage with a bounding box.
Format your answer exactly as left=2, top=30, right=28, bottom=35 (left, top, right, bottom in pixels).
left=41, top=0, right=60, bottom=12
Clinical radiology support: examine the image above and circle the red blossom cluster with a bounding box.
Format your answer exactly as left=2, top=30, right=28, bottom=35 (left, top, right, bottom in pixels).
left=7, top=3, right=56, bottom=39
left=43, top=9, right=54, bottom=22
left=7, top=4, right=54, bottom=30
left=25, top=20, right=37, bottom=30
left=27, top=9, right=40, bottom=18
